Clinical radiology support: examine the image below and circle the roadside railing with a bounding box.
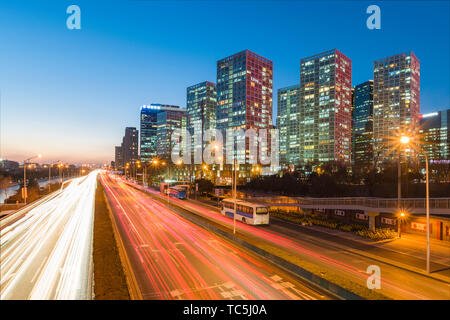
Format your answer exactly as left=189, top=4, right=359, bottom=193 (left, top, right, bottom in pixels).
left=253, top=197, right=450, bottom=211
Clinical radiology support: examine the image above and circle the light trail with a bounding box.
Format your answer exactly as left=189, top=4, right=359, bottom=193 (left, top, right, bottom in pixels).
left=122, top=177, right=450, bottom=300
left=101, top=174, right=329, bottom=300
left=0, top=170, right=99, bottom=300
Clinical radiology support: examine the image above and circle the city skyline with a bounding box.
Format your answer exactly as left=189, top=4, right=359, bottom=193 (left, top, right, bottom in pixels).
left=1, top=1, right=449, bottom=164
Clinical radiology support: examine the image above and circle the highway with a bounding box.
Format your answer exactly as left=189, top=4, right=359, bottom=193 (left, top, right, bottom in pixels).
left=101, top=174, right=331, bottom=300
left=124, top=179, right=450, bottom=300
left=0, top=171, right=99, bottom=300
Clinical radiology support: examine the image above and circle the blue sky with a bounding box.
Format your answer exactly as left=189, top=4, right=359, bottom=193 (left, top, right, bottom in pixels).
left=1, top=0, right=449, bottom=163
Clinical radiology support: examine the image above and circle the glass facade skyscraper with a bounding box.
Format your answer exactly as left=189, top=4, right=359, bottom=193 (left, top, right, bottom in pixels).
left=352, top=80, right=374, bottom=169
left=373, top=52, right=420, bottom=164
left=122, top=127, right=139, bottom=166
left=140, top=104, right=180, bottom=162
left=299, top=49, right=352, bottom=165
left=186, top=81, right=217, bottom=161
left=419, top=109, right=449, bottom=161
left=156, top=108, right=187, bottom=159
left=277, top=85, right=300, bottom=167
left=216, top=50, right=273, bottom=173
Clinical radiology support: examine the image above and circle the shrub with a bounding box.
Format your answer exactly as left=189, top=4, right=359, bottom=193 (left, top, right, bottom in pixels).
left=271, top=209, right=396, bottom=241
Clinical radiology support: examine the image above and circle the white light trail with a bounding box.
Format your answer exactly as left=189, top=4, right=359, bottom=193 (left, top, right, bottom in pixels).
left=0, top=170, right=99, bottom=300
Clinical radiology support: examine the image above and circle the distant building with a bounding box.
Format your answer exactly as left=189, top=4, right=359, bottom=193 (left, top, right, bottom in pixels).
left=352, top=80, right=374, bottom=169
left=419, top=109, right=449, bottom=161
left=186, top=81, right=217, bottom=161
left=156, top=108, right=187, bottom=159
left=115, top=146, right=123, bottom=169
left=299, top=49, right=352, bottom=165
left=373, top=52, right=420, bottom=164
left=122, top=127, right=139, bottom=166
left=140, top=104, right=180, bottom=163
left=216, top=49, right=273, bottom=178
left=277, top=85, right=300, bottom=167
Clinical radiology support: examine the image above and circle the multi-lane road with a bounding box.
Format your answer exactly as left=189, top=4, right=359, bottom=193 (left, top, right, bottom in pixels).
left=122, top=178, right=450, bottom=300
left=2, top=170, right=447, bottom=300
left=1, top=171, right=99, bottom=300
left=101, top=174, right=331, bottom=300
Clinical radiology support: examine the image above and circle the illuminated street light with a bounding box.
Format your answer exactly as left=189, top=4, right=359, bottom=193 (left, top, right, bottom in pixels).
left=398, top=211, right=407, bottom=238
left=23, top=154, right=42, bottom=204
left=397, top=134, right=431, bottom=273
left=400, top=136, right=411, bottom=144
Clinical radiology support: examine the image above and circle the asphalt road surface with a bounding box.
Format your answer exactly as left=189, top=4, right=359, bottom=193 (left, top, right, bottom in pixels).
left=101, top=174, right=331, bottom=300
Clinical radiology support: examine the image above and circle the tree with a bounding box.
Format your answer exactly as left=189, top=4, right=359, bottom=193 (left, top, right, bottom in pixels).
left=0, top=174, right=12, bottom=200
left=195, top=178, right=214, bottom=194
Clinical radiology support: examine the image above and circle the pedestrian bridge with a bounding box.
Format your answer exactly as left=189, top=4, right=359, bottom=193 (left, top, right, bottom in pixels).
left=248, top=196, right=450, bottom=215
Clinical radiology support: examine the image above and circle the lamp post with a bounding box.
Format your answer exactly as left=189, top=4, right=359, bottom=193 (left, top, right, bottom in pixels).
left=400, top=135, right=430, bottom=273
left=23, top=154, right=42, bottom=204
left=398, top=211, right=405, bottom=238
left=398, top=136, right=410, bottom=206
left=233, top=157, right=237, bottom=234
left=424, top=152, right=430, bottom=273
left=48, top=160, right=62, bottom=192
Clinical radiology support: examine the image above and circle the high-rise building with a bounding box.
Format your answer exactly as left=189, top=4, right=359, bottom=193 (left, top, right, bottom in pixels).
left=277, top=85, right=300, bottom=167
left=115, top=145, right=123, bottom=169
left=186, top=81, right=217, bottom=161
left=156, top=108, right=187, bottom=159
left=298, top=49, right=352, bottom=165
left=373, top=52, right=420, bottom=164
left=216, top=49, right=273, bottom=176
left=140, top=104, right=180, bottom=162
left=419, top=109, right=449, bottom=161
left=122, top=127, right=139, bottom=166
left=352, top=80, right=374, bottom=169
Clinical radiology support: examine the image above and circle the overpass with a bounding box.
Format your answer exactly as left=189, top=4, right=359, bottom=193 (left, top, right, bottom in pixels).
left=246, top=196, right=450, bottom=234
left=248, top=196, right=450, bottom=215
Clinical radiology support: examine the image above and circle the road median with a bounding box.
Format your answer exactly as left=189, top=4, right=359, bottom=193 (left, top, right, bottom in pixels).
left=94, top=179, right=141, bottom=300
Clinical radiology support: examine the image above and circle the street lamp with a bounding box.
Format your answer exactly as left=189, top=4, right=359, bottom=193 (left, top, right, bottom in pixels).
left=400, top=136, right=410, bottom=145
left=48, top=160, right=62, bottom=192
left=23, top=154, right=42, bottom=204
left=399, top=135, right=430, bottom=273
left=397, top=135, right=411, bottom=224
left=398, top=211, right=406, bottom=238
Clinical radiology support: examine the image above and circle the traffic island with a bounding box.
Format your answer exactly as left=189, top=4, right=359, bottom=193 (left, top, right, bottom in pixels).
left=93, top=180, right=130, bottom=300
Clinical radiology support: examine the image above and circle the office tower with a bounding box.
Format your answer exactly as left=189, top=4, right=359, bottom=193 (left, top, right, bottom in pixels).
left=115, top=145, right=123, bottom=169
left=216, top=49, right=273, bottom=176
left=122, top=127, right=139, bottom=166
left=277, top=85, right=300, bottom=167
left=186, top=81, right=217, bottom=160
left=298, top=49, right=352, bottom=165
left=156, top=108, right=187, bottom=159
left=373, top=52, right=420, bottom=164
left=140, top=104, right=180, bottom=162
left=352, top=80, right=374, bottom=169
left=419, top=109, right=449, bottom=161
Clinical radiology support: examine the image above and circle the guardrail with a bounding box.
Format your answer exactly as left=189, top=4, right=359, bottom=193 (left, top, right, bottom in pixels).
left=0, top=203, right=26, bottom=211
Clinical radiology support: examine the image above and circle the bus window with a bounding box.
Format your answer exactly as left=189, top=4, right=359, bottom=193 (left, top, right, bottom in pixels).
left=256, top=207, right=268, bottom=214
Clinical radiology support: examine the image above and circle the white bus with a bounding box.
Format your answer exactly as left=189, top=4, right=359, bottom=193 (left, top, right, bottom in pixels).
left=220, top=198, right=269, bottom=225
